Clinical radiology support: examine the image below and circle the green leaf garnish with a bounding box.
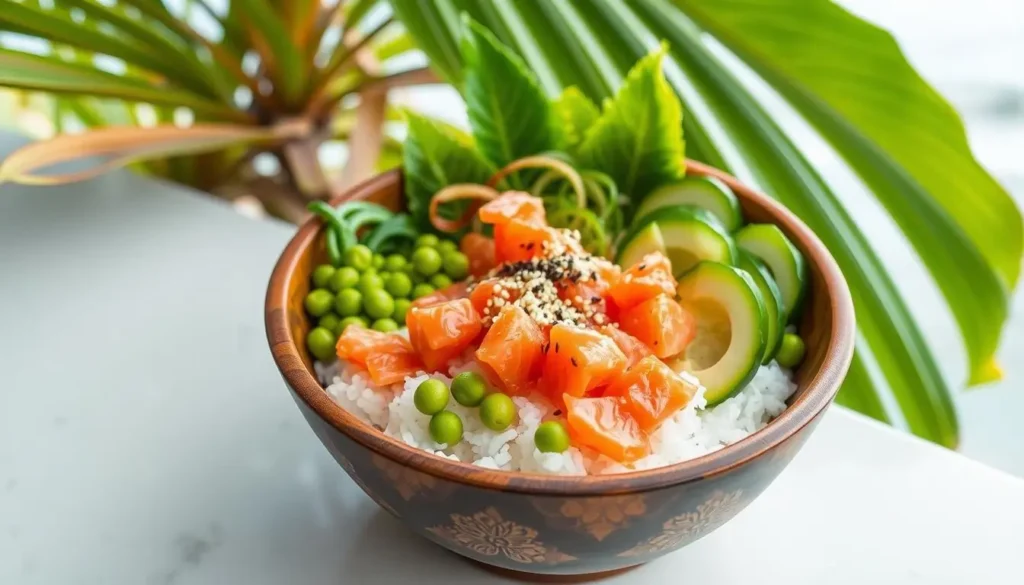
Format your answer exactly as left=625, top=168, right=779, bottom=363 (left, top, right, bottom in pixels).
left=459, top=17, right=559, bottom=169
left=578, top=44, right=685, bottom=204
left=554, top=86, right=601, bottom=154
left=402, top=110, right=495, bottom=227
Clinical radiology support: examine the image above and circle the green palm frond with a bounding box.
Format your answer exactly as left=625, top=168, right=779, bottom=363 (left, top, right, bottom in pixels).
left=388, top=0, right=1022, bottom=447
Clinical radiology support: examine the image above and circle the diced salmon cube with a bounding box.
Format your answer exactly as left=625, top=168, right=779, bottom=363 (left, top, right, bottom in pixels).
left=476, top=306, right=546, bottom=394
left=478, top=191, right=546, bottom=226
left=460, top=232, right=497, bottom=277
left=364, top=348, right=425, bottom=386
left=617, top=294, right=695, bottom=359
left=608, top=252, right=676, bottom=309
left=604, top=356, right=697, bottom=430
left=407, top=298, right=482, bottom=372
left=600, top=325, right=653, bottom=368
left=541, top=324, right=627, bottom=401
left=335, top=326, right=412, bottom=366
left=564, top=395, right=649, bottom=463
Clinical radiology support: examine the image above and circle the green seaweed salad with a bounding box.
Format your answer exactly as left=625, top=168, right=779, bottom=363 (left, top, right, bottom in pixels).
left=304, top=17, right=808, bottom=393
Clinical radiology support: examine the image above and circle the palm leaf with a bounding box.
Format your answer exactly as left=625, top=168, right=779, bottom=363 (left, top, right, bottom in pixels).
left=0, top=122, right=309, bottom=185
left=0, top=48, right=248, bottom=122
left=388, top=0, right=1021, bottom=445
left=667, top=0, right=1019, bottom=385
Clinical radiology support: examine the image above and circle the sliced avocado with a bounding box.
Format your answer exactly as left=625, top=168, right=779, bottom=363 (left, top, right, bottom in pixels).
left=672, top=261, right=767, bottom=405
left=619, top=205, right=736, bottom=277
left=616, top=222, right=667, bottom=270
left=636, top=176, right=743, bottom=232
left=735, top=224, right=807, bottom=318
left=737, top=251, right=786, bottom=364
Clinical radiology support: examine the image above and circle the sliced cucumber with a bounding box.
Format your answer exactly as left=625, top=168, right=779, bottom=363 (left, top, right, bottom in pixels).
left=735, top=224, right=807, bottom=318
left=619, top=206, right=736, bottom=277
left=737, top=251, right=786, bottom=364
left=616, top=222, right=667, bottom=269
left=671, top=262, right=766, bottom=405
left=636, top=177, right=743, bottom=232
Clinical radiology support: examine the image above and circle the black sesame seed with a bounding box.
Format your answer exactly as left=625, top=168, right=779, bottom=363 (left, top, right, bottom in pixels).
left=571, top=357, right=578, bottom=367
left=553, top=409, right=562, bottom=416
left=555, top=343, right=560, bottom=353
left=638, top=264, right=647, bottom=271
left=591, top=296, right=601, bottom=304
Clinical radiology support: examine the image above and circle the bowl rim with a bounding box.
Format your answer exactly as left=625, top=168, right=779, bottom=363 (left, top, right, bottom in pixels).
left=265, top=161, right=855, bottom=495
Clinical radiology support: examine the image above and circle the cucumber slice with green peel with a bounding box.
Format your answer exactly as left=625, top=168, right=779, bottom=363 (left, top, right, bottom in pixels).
left=737, top=251, right=786, bottom=364
left=735, top=224, right=807, bottom=318
left=671, top=262, right=767, bottom=405
left=616, top=222, right=667, bottom=269
left=636, top=177, right=743, bottom=232
left=619, top=206, right=737, bottom=277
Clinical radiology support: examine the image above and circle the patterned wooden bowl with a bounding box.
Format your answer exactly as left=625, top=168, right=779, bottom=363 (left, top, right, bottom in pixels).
left=265, top=162, right=855, bottom=578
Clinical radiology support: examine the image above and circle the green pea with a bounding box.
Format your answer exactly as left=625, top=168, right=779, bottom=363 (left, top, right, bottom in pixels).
left=443, top=252, right=470, bottom=280
left=364, top=289, right=395, bottom=319
left=436, top=240, right=458, bottom=255
left=318, top=313, right=341, bottom=332
left=384, top=254, right=407, bottom=272
left=372, top=253, right=385, bottom=269
left=304, top=289, right=334, bottom=317
left=412, top=283, right=435, bottom=299
left=335, top=316, right=368, bottom=335
left=361, top=267, right=378, bottom=276
left=429, top=273, right=452, bottom=289
left=451, top=371, right=488, bottom=407
left=343, top=244, right=373, bottom=271
left=416, top=234, right=440, bottom=248
left=358, top=272, right=385, bottom=296
left=429, top=411, right=463, bottom=445
left=385, top=273, right=413, bottom=298
left=776, top=333, right=806, bottom=368
left=334, top=289, right=363, bottom=317
left=535, top=421, right=570, bottom=453
left=379, top=271, right=393, bottom=281
left=329, top=266, right=360, bottom=292
left=311, top=264, right=336, bottom=289
left=412, top=247, right=443, bottom=276
left=306, top=327, right=336, bottom=362
left=371, top=318, right=399, bottom=333
left=479, top=393, right=516, bottom=431
left=393, top=299, right=412, bottom=325
left=414, top=379, right=450, bottom=415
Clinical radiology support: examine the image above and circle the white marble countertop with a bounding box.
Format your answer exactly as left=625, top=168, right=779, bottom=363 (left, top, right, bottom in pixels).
left=1, top=135, right=1023, bottom=584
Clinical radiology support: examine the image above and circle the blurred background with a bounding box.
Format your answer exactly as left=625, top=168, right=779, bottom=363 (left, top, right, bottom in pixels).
left=1, top=0, right=1021, bottom=475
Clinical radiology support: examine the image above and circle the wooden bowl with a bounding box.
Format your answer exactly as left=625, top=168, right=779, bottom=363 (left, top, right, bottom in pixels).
left=265, top=162, right=855, bottom=578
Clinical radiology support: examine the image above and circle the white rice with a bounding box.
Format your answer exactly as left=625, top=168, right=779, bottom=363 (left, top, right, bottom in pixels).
left=318, top=352, right=796, bottom=476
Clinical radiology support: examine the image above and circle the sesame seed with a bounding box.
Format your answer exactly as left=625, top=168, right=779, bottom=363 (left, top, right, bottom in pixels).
left=571, top=357, right=578, bottom=367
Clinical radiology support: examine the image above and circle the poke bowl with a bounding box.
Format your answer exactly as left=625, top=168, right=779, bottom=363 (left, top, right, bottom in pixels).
left=265, top=160, right=854, bottom=577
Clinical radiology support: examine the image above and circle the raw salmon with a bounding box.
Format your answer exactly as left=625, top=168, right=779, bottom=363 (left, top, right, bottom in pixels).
left=617, top=294, right=695, bottom=359
left=364, top=348, right=425, bottom=386
left=407, top=298, right=482, bottom=371
left=608, top=251, right=676, bottom=309
left=476, top=306, right=546, bottom=394
left=564, top=395, right=649, bottom=463
left=460, top=232, right=497, bottom=277
left=600, top=325, right=653, bottom=368
left=541, top=324, right=627, bottom=401
left=604, top=356, right=697, bottom=430
left=478, top=191, right=546, bottom=226
left=335, top=326, right=412, bottom=366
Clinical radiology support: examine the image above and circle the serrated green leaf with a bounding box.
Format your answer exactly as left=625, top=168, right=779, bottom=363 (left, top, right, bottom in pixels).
left=554, top=86, right=600, bottom=153
left=402, top=111, right=496, bottom=227
left=459, top=17, right=559, bottom=169
left=578, top=45, right=685, bottom=205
